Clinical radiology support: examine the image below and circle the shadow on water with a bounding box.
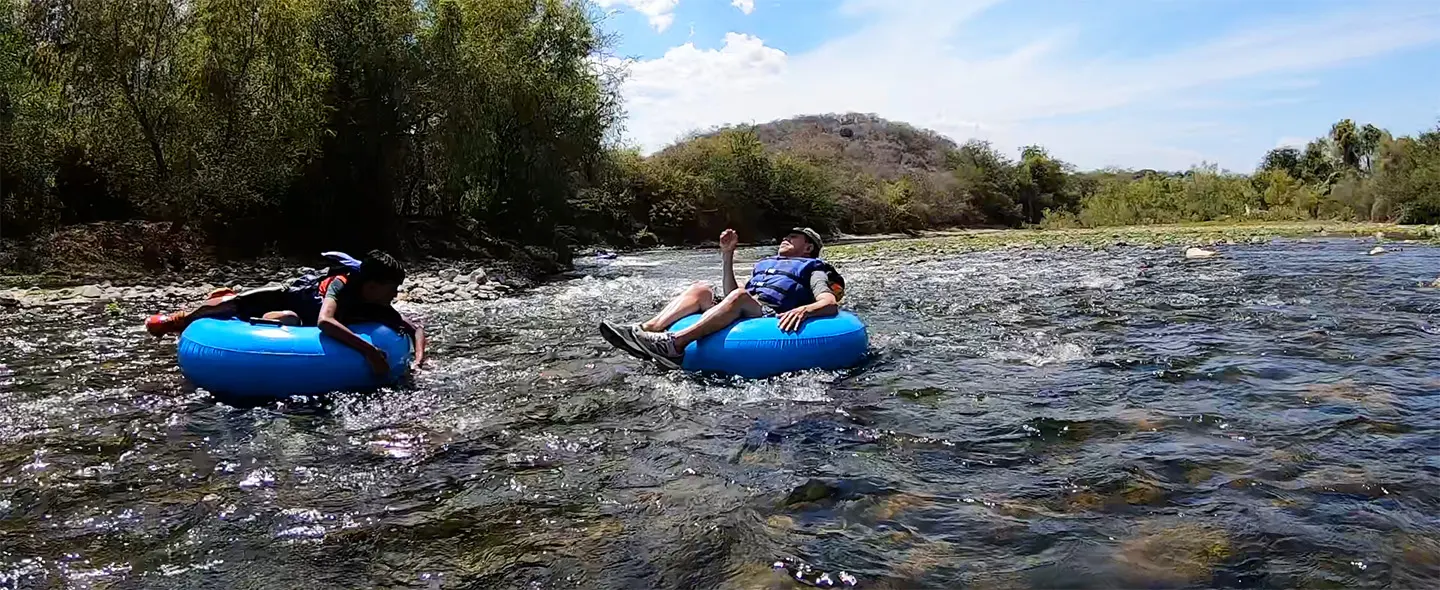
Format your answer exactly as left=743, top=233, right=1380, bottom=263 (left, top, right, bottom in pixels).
left=3, top=239, right=1440, bottom=588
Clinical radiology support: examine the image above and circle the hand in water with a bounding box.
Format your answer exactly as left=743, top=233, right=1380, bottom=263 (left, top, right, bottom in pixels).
left=720, top=229, right=738, bottom=254
left=364, top=348, right=390, bottom=378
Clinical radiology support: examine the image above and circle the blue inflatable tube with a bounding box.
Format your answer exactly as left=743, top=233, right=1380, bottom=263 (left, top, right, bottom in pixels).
left=668, top=311, right=869, bottom=378
left=177, top=318, right=413, bottom=398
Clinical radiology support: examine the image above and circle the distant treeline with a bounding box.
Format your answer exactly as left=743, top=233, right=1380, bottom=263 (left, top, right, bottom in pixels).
left=1042, top=119, right=1440, bottom=229
left=3, top=1, right=1438, bottom=266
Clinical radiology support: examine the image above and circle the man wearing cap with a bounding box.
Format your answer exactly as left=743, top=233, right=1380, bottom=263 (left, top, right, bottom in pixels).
left=599, top=227, right=846, bottom=370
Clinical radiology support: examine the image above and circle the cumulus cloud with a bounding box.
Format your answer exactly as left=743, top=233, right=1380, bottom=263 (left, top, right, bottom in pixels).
left=611, top=0, right=1440, bottom=169
left=731, top=0, right=754, bottom=16
left=596, top=0, right=681, bottom=32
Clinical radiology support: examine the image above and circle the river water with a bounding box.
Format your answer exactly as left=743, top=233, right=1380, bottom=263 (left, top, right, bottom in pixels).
left=3, top=238, right=1440, bottom=589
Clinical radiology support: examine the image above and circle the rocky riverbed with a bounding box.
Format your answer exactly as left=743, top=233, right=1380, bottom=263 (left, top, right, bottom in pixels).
left=0, top=264, right=509, bottom=309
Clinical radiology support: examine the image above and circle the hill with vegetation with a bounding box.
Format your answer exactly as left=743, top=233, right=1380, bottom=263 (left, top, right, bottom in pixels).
left=575, top=113, right=1440, bottom=248
left=693, top=113, right=959, bottom=180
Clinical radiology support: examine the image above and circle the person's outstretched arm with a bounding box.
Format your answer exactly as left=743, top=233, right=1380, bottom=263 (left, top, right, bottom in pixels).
left=401, top=315, right=427, bottom=369
left=317, top=297, right=390, bottom=378
left=720, top=229, right=740, bottom=294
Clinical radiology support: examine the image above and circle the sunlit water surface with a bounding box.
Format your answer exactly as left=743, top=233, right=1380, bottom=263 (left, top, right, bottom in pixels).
left=3, top=239, right=1440, bottom=589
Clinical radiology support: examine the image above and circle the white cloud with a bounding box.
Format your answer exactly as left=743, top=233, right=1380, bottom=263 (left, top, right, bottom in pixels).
left=731, top=0, right=754, bottom=15
left=596, top=0, right=680, bottom=32
left=611, top=0, right=1440, bottom=170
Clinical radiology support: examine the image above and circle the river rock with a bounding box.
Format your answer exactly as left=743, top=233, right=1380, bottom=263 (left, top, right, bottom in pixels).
left=1184, top=247, right=1217, bottom=259
left=1368, top=246, right=1387, bottom=256
left=452, top=274, right=469, bottom=284
left=437, top=283, right=458, bottom=294
left=409, top=288, right=430, bottom=302
left=0, top=295, right=19, bottom=308
left=469, top=268, right=488, bottom=284
left=79, top=285, right=104, bottom=298
left=438, top=268, right=459, bottom=282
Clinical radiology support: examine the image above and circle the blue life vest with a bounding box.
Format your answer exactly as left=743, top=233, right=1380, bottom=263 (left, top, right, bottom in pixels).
left=745, top=256, right=842, bottom=312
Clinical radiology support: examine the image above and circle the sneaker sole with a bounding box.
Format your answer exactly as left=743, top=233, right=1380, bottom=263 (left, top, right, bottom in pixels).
left=647, top=351, right=682, bottom=371
left=599, top=321, right=650, bottom=361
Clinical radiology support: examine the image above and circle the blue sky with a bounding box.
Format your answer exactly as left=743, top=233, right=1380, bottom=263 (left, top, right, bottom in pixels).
left=594, top=0, right=1440, bottom=172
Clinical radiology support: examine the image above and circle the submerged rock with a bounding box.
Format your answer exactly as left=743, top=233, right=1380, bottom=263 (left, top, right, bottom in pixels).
left=1369, top=246, right=1387, bottom=256
left=1184, top=247, right=1217, bottom=259
left=783, top=479, right=840, bottom=506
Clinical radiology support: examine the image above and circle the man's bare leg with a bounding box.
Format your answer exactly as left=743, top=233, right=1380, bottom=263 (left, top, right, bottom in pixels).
left=671, top=289, right=765, bottom=348
left=626, top=288, right=767, bottom=369
left=640, top=282, right=718, bottom=332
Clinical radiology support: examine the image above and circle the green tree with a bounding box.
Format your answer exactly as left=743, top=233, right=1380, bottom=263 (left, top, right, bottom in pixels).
left=186, top=0, right=330, bottom=226
left=1330, top=119, right=1361, bottom=172
left=1, top=3, right=63, bottom=236
left=1358, top=123, right=1385, bottom=173
left=52, top=0, right=197, bottom=215
left=1254, top=168, right=1318, bottom=217
left=1014, top=145, right=1072, bottom=224
left=1299, top=139, right=1335, bottom=185
left=949, top=140, right=1021, bottom=226
left=413, top=0, right=619, bottom=251
left=1258, top=146, right=1302, bottom=179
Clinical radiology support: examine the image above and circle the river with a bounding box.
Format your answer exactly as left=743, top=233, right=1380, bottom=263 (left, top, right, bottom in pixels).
left=2, top=238, right=1439, bottom=589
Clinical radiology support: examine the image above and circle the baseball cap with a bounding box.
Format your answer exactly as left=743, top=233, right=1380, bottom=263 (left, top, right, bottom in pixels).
left=791, top=227, right=824, bottom=257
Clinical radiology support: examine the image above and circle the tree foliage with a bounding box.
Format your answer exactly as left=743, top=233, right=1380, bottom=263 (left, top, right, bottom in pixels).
left=1, top=0, right=618, bottom=259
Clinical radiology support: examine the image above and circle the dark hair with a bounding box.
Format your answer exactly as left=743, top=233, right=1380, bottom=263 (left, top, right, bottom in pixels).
left=359, top=250, right=405, bottom=285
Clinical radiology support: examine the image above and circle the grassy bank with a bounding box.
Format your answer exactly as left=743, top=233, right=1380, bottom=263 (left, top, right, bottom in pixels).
left=824, top=222, right=1440, bottom=261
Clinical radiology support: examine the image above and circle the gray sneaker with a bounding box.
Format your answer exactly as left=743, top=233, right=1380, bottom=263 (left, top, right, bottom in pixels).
left=629, top=323, right=650, bottom=341
left=631, top=330, right=683, bottom=370
left=599, top=321, right=648, bottom=361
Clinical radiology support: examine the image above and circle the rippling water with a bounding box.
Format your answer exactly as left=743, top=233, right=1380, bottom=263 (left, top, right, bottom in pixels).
left=4, top=238, right=1440, bottom=589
